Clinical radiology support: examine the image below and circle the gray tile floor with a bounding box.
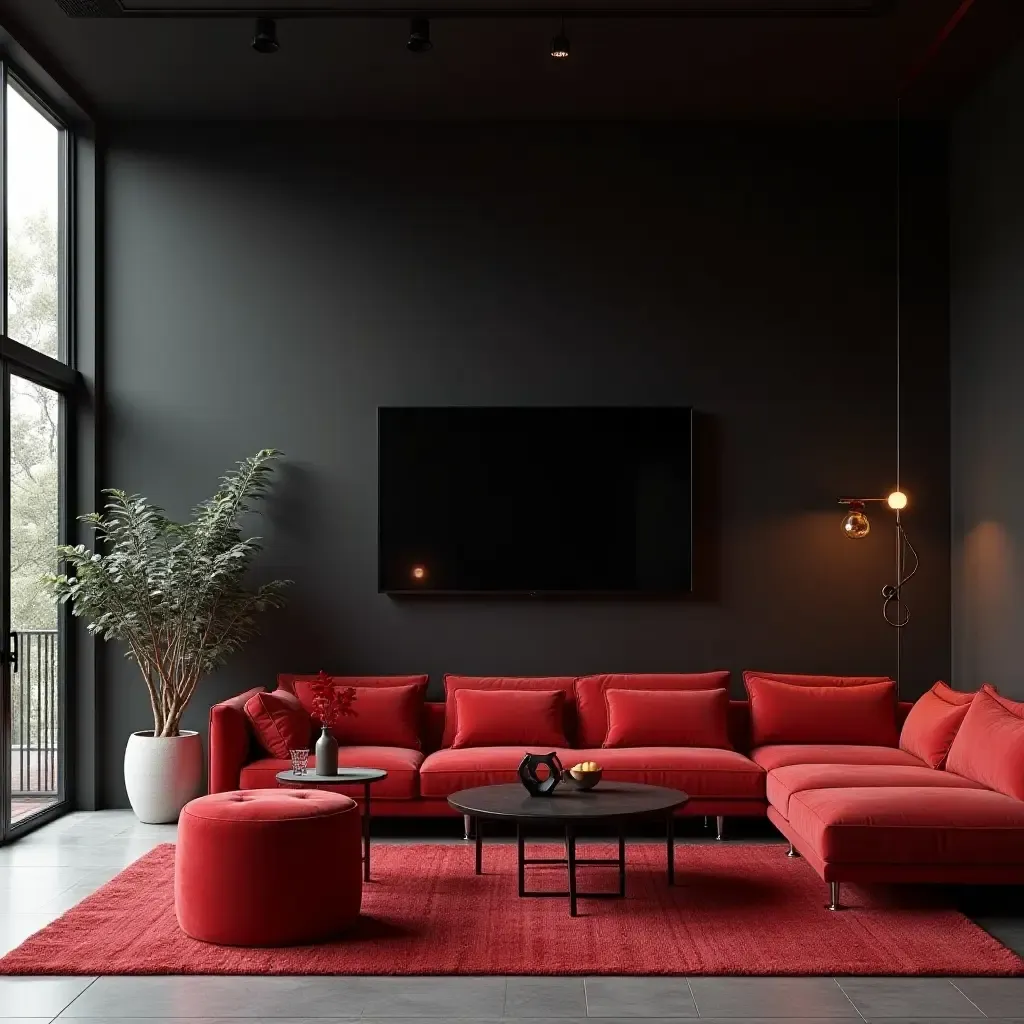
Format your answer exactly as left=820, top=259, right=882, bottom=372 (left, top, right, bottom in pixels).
left=1, top=812, right=1023, bottom=1023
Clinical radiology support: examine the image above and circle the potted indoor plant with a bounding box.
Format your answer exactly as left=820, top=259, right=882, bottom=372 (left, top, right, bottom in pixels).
left=45, top=449, right=291, bottom=822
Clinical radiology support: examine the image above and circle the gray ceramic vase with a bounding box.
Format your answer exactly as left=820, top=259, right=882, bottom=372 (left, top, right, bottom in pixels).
left=314, top=725, right=338, bottom=776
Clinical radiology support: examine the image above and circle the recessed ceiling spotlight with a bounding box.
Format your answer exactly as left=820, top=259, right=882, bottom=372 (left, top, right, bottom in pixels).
left=252, top=17, right=279, bottom=54
left=550, top=16, right=570, bottom=59
left=407, top=18, right=433, bottom=53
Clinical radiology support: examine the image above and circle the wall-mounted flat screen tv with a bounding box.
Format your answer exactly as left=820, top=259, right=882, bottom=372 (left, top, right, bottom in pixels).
left=378, top=406, right=692, bottom=595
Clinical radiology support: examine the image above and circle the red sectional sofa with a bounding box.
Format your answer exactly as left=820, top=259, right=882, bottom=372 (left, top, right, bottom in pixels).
left=209, top=671, right=1024, bottom=907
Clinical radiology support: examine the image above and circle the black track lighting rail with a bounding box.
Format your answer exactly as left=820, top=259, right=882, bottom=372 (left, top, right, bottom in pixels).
left=60, top=1, right=893, bottom=19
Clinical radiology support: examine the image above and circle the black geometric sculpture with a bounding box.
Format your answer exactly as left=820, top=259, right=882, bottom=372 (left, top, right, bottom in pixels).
left=518, top=752, right=564, bottom=796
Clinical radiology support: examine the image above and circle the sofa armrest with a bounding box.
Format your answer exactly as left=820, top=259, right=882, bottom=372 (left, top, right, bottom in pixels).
left=208, top=687, right=264, bottom=793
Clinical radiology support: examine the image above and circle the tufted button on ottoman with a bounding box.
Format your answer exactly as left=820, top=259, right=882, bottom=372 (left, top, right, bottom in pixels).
left=175, top=789, right=362, bottom=945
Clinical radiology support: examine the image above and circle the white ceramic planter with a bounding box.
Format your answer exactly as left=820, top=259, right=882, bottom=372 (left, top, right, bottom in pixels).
left=124, top=730, right=204, bottom=823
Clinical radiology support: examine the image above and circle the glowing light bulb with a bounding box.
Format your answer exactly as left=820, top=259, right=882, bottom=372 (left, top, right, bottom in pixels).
left=887, top=490, right=908, bottom=511
left=411, top=565, right=427, bottom=581
left=842, top=511, right=870, bottom=539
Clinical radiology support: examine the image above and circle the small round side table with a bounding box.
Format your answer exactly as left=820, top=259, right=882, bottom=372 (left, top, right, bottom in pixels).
left=276, top=768, right=387, bottom=881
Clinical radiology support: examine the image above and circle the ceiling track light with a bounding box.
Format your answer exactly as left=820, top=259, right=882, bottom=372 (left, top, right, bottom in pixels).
left=407, top=17, right=433, bottom=53
left=252, top=17, right=279, bottom=54
left=551, top=15, right=570, bottom=59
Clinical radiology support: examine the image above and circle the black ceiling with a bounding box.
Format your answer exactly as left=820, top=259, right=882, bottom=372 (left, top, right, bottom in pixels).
left=0, top=0, right=1021, bottom=119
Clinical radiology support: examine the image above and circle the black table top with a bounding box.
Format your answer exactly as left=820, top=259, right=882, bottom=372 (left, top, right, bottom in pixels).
left=448, top=782, right=688, bottom=821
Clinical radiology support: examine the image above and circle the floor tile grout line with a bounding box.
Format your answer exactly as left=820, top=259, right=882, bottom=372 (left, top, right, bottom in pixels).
left=833, top=976, right=868, bottom=1023
left=683, top=976, right=698, bottom=1018
left=949, top=977, right=991, bottom=1018
left=53, top=973, right=101, bottom=1018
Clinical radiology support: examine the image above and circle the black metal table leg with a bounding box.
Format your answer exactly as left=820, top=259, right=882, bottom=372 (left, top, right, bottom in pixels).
left=363, top=781, right=371, bottom=882
left=567, top=824, right=578, bottom=917
left=517, top=822, right=526, bottom=896
left=667, top=810, right=675, bottom=885
left=618, top=829, right=627, bottom=897
left=475, top=817, right=483, bottom=875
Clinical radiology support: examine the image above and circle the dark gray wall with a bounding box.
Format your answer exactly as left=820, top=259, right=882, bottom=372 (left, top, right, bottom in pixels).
left=100, top=121, right=950, bottom=807
left=951, top=40, right=1024, bottom=699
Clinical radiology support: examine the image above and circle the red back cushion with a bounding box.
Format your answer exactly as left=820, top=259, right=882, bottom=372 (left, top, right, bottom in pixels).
left=451, top=689, right=568, bottom=749
left=603, top=688, right=732, bottom=749
left=331, top=684, right=426, bottom=750
left=575, top=672, right=730, bottom=748
left=899, top=682, right=975, bottom=769
left=933, top=681, right=979, bottom=706
left=743, top=671, right=893, bottom=688
left=745, top=675, right=899, bottom=747
left=946, top=687, right=1024, bottom=800
left=244, top=689, right=311, bottom=758
left=443, top=676, right=576, bottom=748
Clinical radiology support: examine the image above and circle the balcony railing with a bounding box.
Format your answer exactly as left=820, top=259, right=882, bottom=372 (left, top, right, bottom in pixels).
left=10, top=629, right=59, bottom=798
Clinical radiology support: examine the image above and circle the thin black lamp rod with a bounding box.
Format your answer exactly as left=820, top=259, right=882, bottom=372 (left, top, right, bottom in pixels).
left=97, top=2, right=891, bottom=19
left=837, top=497, right=893, bottom=504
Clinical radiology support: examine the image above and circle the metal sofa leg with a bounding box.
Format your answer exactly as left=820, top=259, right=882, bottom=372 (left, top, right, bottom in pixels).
left=786, top=842, right=800, bottom=858
left=463, top=814, right=472, bottom=841
left=826, top=881, right=842, bottom=911
left=715, top=815, right=725, bottom=841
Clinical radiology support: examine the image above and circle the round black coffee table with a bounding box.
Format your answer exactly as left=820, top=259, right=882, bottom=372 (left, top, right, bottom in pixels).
left=276, top=768, right=387, bottom=881
left=448, top=782, right=688, bottom=916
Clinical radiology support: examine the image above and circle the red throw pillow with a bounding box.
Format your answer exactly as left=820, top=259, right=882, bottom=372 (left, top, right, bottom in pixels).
left=575, top=672, right=730, bottom=748
left=745, top=675, right=898, bottom=747
left=280, top=674, right=428, bottom=721
left=603, top=688, right=732, bottom=749
left=450, top=689, right=568, bottom=749
left=946, top=687, right=1024, bottom=800
left=899, top=682, right=975, bottom=768
left=933, top=680, right=979, bottom=706
left=329, top=684, right=426, bottom=750
left=244, top=689, right=311, bottom=758
left=982, top=683, right=1024, bottom=718
left=443, top=675, right=577, bottom=748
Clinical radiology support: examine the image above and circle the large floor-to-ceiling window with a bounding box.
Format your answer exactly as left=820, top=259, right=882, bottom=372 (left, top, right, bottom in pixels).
left=0, top=63, right=77, bottom=841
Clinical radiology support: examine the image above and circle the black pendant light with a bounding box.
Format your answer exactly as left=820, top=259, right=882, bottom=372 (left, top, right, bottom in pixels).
left=407, top=18, right=433, bottom=53
left=252, top=18, right=279, bottom=54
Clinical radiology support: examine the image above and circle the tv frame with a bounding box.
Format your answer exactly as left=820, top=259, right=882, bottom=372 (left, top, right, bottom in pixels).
left=377, top=405, right=694, bottom=598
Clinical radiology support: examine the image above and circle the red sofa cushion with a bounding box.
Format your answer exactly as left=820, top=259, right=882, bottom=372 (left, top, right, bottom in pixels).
left=451, top=689, right=569, bottom=748
left=787, top=786, right=1024, bottom=865
left=575, top=672, right=730, bottom=748
left=331, top=684, right=426, bottom=750
left=743, top=671, right=892, bottom=688
left=570, top=746, right=765, bottom=800
left=442, top=676, right=576, bottom=748
left=745, top=675, right=898, bottom=747
left=766, top=762, right=985, bottom=817
left=934, top=680, right=979, bottom=706
left=419, top=746, right=576, bottom=798
left=240, top=745, right=424, bottom=800
left=603, top=688, right=731, bottom=749
left=899, top=682, right=975, bottom=769
left=751, top=744, right=925, bottom=772
left=947, top=687, right=1024, bottom=801
left=243, top=689, right=311, bottom=758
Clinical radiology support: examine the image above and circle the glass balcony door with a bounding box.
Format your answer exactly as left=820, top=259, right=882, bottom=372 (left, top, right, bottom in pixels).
left=0, top=68, right=74, bottom=842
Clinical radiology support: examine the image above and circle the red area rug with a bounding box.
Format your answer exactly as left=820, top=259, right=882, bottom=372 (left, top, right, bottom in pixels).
left=1, top=842, right=1020, bottom=976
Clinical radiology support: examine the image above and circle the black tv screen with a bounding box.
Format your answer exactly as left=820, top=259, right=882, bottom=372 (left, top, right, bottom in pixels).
left=378, top=406, right=693, bottom=595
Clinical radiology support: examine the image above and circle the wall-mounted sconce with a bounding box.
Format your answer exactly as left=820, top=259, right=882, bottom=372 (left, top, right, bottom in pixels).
left=837, top=493, right=918, bottom=634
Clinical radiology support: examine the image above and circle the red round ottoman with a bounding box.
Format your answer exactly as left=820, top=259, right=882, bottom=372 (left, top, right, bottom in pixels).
left=175, top=789, right=362, bottom=946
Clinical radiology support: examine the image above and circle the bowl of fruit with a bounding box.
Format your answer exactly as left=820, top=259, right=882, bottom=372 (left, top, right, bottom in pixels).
left=566, top=760, right=603, bottom=791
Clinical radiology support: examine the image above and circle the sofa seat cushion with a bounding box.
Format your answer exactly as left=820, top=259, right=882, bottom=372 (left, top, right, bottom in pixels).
left=751, top=744, right=925, bottom=772
left=787, top=787, right=1024, bottom=865
left=419, top=746, right=576, bottom=798
left=569, top=747, right=765, bottom=800
left=239, top=746, right=424, bottom=800
left=767, top=763, right=985, bottom=817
